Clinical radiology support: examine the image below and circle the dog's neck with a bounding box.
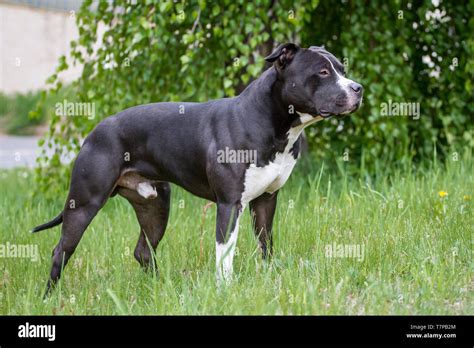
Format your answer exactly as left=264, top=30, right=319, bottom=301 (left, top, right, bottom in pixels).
left=237, top=67, right=322, bottom=141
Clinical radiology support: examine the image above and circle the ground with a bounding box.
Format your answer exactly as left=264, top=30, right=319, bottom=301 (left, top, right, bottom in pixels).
left=0, top=155, right=471, bottom=315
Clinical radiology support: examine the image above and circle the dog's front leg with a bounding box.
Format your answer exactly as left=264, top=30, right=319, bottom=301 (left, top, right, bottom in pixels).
left=249, top=191, right=278, bottom=259
left=215, top=202, right=242, bottom=284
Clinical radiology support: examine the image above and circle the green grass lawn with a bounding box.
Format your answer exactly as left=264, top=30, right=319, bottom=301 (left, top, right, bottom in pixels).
left=0, top=155, right=472, bottom=315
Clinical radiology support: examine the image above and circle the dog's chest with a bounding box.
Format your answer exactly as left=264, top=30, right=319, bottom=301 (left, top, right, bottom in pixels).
left=240, top=128, right=302, bottom=206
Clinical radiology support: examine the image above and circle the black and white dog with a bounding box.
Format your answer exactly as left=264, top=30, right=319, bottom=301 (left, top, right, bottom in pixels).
left=33, top=43, right=363, bottom=293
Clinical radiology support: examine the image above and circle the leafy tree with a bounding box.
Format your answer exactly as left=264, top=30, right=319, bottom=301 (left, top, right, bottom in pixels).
left=34, top=0, right=319, bottom=193
left=301, top=0, right=473, bottom=173
left=33, top=0, right=473, bottom=194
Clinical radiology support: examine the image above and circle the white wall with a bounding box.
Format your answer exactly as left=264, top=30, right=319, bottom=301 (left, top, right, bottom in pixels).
left=0, top=3, right=82, bottom=94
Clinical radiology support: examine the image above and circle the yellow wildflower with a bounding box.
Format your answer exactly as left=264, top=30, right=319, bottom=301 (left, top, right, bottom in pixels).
left=438, top=191, right=448, bottom=198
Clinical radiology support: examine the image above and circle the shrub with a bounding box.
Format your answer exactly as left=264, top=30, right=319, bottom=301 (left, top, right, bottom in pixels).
left=33, top=0, right=473, bottom=193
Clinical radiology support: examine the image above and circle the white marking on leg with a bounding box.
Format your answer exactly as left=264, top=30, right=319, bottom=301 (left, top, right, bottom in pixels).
left=137, top=182, right=157, bottom=199
left=216, top=215, right=240, bottom=284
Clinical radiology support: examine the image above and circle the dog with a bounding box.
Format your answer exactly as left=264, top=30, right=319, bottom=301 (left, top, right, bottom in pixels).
left=32, top=43, right=363, bottom=294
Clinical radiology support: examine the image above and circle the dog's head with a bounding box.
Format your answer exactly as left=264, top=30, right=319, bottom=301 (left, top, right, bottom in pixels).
left=265, top=43, right=363, bottom=118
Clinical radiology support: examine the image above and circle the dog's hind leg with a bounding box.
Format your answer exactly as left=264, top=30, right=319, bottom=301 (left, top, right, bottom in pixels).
left=118, top=182, right=171, bottom=272
left=45, top=147, right=121, bottom=296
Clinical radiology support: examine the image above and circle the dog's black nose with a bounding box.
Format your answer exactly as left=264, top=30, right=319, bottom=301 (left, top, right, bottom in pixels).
left=350, top=82, right=362, bottom=94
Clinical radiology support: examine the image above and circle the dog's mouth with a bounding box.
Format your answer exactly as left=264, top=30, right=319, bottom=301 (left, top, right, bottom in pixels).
left=319, top=110, right=332, bottom=118
left=341, top=101, right=362, bottom=116
left=319, top=101, right=362, bottom=119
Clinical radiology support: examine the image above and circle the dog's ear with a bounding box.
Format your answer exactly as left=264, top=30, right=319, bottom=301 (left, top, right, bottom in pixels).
left=264, top=43, right=299, bottom=69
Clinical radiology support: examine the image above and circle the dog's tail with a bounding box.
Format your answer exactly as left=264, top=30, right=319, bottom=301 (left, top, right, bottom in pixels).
left=31, top=211, right=64, bottom=233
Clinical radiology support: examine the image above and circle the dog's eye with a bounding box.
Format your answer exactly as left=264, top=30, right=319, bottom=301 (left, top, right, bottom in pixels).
left=319, top=69, right=330, bottom=76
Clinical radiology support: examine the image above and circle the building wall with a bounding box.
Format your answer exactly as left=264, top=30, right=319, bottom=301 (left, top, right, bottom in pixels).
left=0, top=2, right=82, bottom=94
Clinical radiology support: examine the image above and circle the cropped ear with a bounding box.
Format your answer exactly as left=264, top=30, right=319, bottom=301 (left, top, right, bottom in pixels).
left=264, top=43, right=299, bottom=69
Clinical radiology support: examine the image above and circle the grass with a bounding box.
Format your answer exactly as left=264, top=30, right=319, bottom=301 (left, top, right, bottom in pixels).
left=0, top=154, right=472, bottom=315
left=0, top=88, right=71, bottom=135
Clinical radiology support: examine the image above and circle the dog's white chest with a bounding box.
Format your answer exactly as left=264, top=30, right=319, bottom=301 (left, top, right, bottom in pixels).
left=240, top=113, right=323, bottom=206
left=242, top=151, right=297, bottom=203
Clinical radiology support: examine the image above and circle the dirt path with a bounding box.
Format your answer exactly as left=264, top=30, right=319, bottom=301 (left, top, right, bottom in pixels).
left=0, top=135, right=73, bottom=169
